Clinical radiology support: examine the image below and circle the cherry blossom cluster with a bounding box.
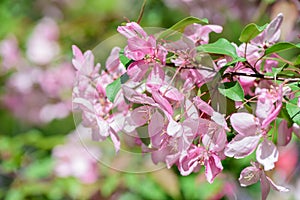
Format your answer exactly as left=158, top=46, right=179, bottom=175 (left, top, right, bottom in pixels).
left=72, top=14, right=300, bottom=199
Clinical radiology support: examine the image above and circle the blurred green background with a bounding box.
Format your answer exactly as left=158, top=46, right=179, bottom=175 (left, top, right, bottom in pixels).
left=0, top=0, right=299, bottom=199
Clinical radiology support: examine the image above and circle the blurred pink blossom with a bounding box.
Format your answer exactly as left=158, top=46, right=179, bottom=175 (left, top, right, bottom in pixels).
left=52, top=126, right=101, bottom=184
left=2, top=63, right=74, bottom=124
left=26, top=17, right=60, bottom=65
left=0, top=35, right=21, bottom=71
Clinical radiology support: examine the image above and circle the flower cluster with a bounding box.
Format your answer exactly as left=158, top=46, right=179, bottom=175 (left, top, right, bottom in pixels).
left=72, top=14, right=300, bottom=200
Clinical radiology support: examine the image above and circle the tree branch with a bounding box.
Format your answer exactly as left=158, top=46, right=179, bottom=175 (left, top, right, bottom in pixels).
left=223, top=71, right=300, bottom=83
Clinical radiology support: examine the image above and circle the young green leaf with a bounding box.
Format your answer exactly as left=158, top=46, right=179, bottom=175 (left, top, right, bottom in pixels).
left=286, top=100, right=300, bottom=125
left=158, top=17, right=208, bottom=39
left=239, top=23, right=267, bottom=43
left=120, top=73, right=129, bottom=83
left=278, top=70, right=300, bottom=78
left=197, top=38, right=239, bottom=59
left=106, top=78, right=121, bottom=103
left=105, top=73, right=129, bottom=103
left=218, top=81, right=244, bottom=101
left=119, top=50, right=133, bottom=68
left=224, top=57, right=246, bottom=67
left=265, top=42, right=300, bottom=55
left=294, top=55, right=300, bottom=66
left=264, top=64, right=286, bottom=77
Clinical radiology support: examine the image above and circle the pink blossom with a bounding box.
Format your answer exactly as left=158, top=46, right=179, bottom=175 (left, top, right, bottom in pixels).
left=176, top=99, right=227, bottom=182
left=255, top=84, right=283, bottom=129
left=72, top=46, right=125, bottom=152
left=105, top=47, right=126, bottom=79
left=148, top=116, right=199, bottom=169
left=251, top=13, right=283, bottom=48
left=184, top=23, right=223, bottom=45
left=117, top=22, right=147, bottom=39
left=238, top=14, right=283, bottom=72
left=72, top=45, right=100, bottom=77
left=225, top=112, right=279, bottom=171
left=193, top=96, right=229, bottom=130
left=118, top=22, right=167, bottom=82
left=178, top=134, right=224, bottom=183
left=239, top=162, right=289, bottom=200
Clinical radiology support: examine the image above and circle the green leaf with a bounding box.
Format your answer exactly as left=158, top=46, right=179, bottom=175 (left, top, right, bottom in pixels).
left=218, top=81, right=244, bottom=101
left=105, top=73, right=129, bottom=103
left=265, top=42, right=300, bottom=55
left=124, top=174, right=167, bottom=200
left=179, top=174, right=223, bottom=200
left=294, top=55, right=300, bottom=66
left=278, top=70, right=300, bottom=78
left=120, top=73, right=129, bottom=83
left=119, top=50, right=133, bottom=68
left=102, top=175, right=119, bottom=197
left=286, top=99, right=300, bottom=125
left=119, top=193, right=142, bottom=200
left=5, top=189, right=24, bottom=200
left=289, top=82, right=300, bottom=98
left=239, top=23, right=267, bottom=43
left=23, top=158, right=53, bottom=180
left=278, top=106, right=293, bottom=127
left=106, top=78, right=121, bottom=103
left=197, top=38, right=239, bottom=59
left=264, top=64, right=285, bottom=77
left=158, top=17, right=208, bottom=39
left=224, top=57, right=246, bottom=67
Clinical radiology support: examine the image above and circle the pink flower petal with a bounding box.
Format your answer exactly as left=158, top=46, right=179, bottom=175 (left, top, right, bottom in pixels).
left=167, top=118, right=182, bottom=137
left=230, top=113, right=260, bottom=136
left=179, top=145, right=204, bottom=176
left=193, top=96, right=214, bottom=116
left=202, top=122, right=227, bottom=152
left=211, top=112, right=228, bottom=130
left=185, top=99, right=198, bottom=119
left=225, top=134, right=261, bottom=159
left=122, top=85, right=156, bottom=106
left=256, top=139, right=278, bottom=171
left=256, top=97, right=274, bottom=120
left=152, top=90, right=173, bottom=115
left=266, top=176, right=289, bottom=192
left=148, top=110, right=164, bottom=137
left=239, top=165, right=261, bottom=187
left=130, top=105, right=151, bottom=127
left=165, top=152, right=180, bottom=168
left=127, top=61, right=149, bottom=82
left=110, top=129, right=120, bottom=153
left=205, top=154, right=223, bottom=183
left=160, top=85, right=184, bottom=101
left=117, top=22, right=147, bottom=39
left=260, top=173, right=271, bottom=200
left=277, top=120, right=292, bottom=146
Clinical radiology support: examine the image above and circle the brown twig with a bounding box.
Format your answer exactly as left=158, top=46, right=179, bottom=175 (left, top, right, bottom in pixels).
left=223, top=71, right=300, bottom=83
left=137, top=0, right=147, bottom=24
